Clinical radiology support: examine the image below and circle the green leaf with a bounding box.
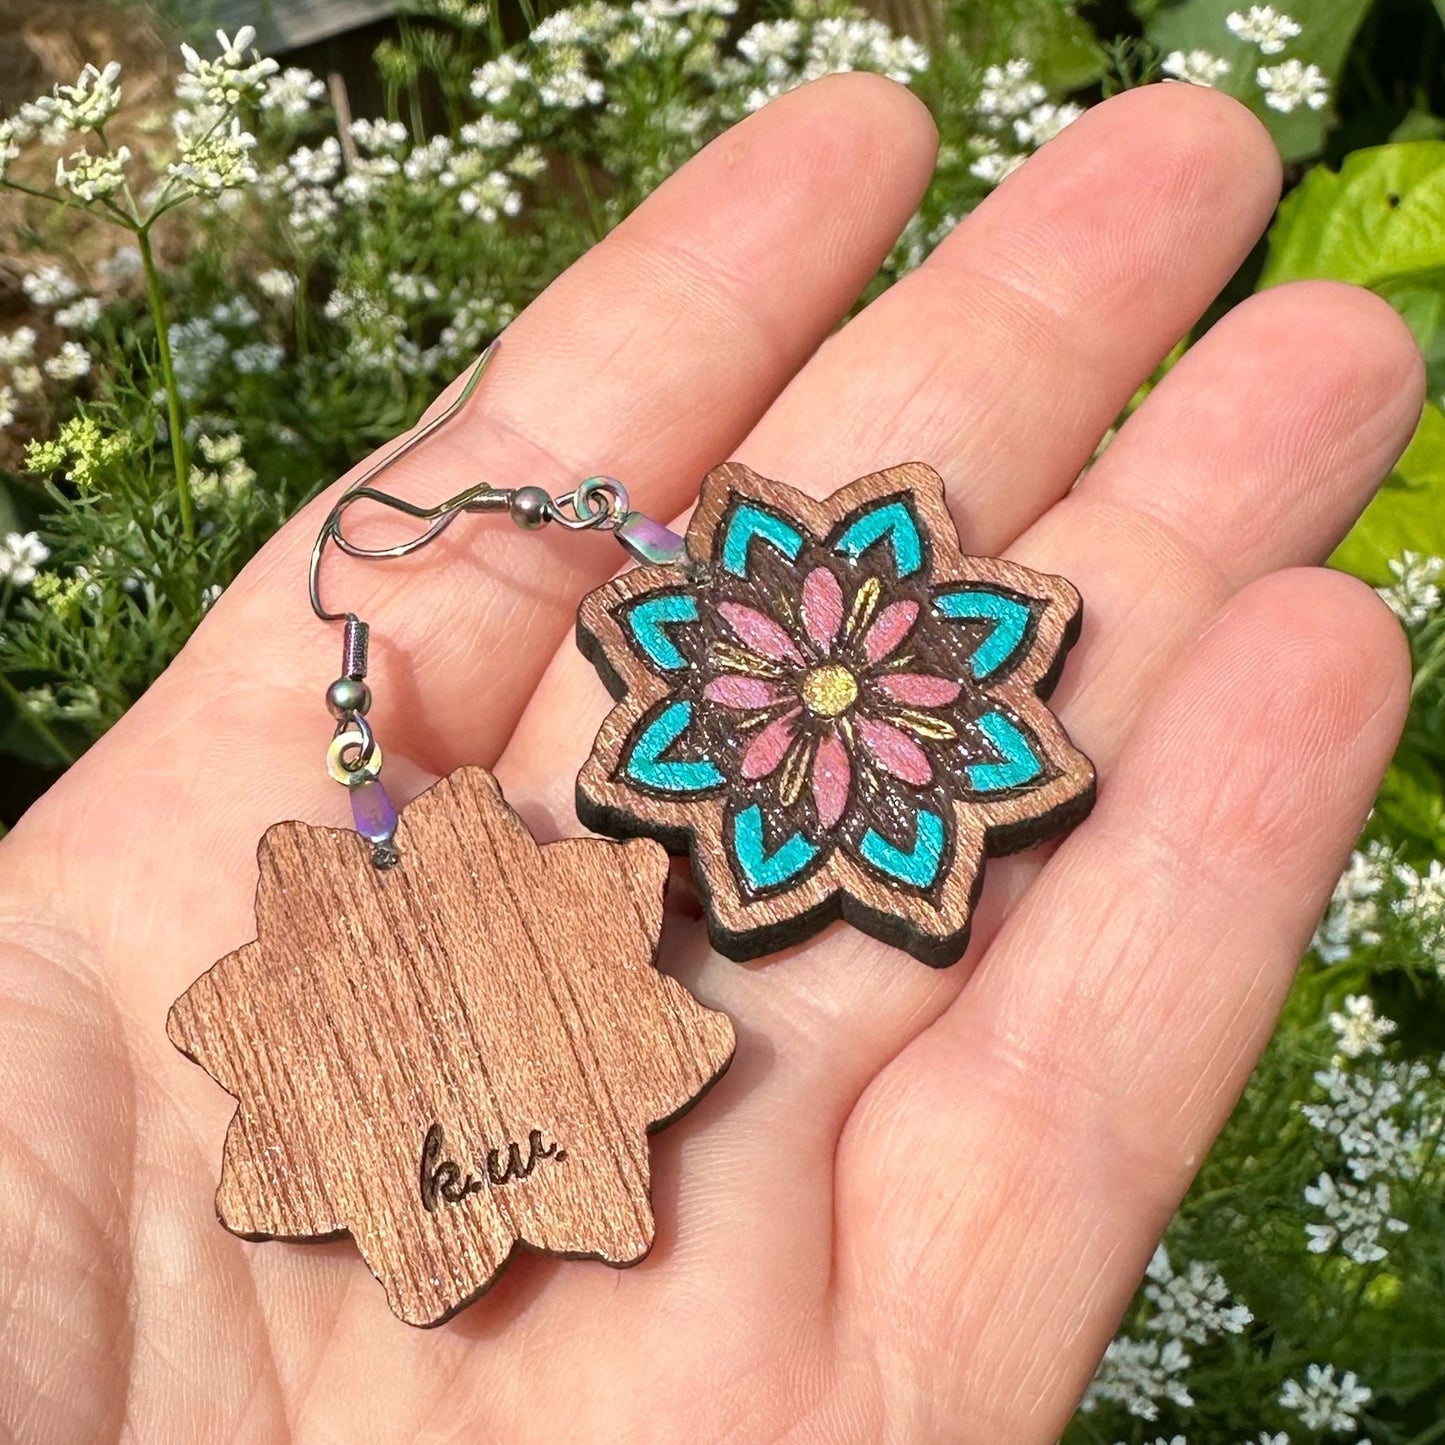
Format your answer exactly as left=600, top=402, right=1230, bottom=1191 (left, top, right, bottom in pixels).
left=1331, top=401, right=1445, bottom=585
left=1147, top=0, right=1372, bottom=161
left=1375, top=739, right=1445, bottom=859
left=1261, top=140, right=1445, bottom=290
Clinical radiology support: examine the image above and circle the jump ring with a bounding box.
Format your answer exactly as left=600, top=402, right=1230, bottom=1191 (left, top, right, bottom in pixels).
left=327, top=724, right=383, bottom=787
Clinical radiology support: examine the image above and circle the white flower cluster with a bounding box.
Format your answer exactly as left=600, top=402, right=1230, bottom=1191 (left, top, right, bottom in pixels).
left=0, top=531, right=50, bottom=588
left=1300, top=1040, right=1434, bottom=1263
left=1278, top=1363, right=1371, bottom=1433
left=1329, top=993, right=1396, bottom=1060
left=1082, top=1337, right=1195, bottom=1420
left=189, top=432, right=256, bottom=506
left=1162, top=6, right=1328, bottom=116
left=1378, top=550, right=1443, bottom=626
left=1143, top=1246, right=1254, bottom=1344
left=176, top=27, right=278, bottom=109
left=1312, top=842, right=1388, bottom=963
left=1083, top=1247, right=1252, bottom=1421
left=968, top=59, right=1084, bottom=186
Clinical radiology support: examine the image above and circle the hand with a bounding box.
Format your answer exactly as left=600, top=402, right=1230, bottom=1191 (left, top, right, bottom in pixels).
left=0, top=76, right=1422, bottom=1443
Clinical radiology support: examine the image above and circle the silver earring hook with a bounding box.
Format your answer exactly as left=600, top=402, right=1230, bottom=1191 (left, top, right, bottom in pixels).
left=308, top=340, right=502, bottom=624
left=305, top=334, right=688, bottom=864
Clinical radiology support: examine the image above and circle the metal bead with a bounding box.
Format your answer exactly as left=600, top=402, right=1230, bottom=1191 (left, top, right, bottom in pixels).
left=326, top=677, right=372, bottom=718
left=508, top=485, right=552, bottom=531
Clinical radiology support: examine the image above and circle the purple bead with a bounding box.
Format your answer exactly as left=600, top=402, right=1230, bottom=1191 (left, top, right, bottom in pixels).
left=350, top=778, right=398, bottom=845
left=616, top=511, right=686, bottom=565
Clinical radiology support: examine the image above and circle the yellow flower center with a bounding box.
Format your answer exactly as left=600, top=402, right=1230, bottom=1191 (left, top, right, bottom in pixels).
left=800, top=663, right=858, bottom=717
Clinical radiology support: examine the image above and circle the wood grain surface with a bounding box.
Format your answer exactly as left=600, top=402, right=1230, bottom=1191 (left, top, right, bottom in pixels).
left=577, top=462, right=1095, bottom=967
left=168, top=767, right=736, bottom=1327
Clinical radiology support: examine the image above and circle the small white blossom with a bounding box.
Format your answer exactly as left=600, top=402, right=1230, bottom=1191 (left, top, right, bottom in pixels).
left=201, top=582, right=224, bottom=611
left=471, top=54, right=532, bottom=105
left=1144, top=1246, right=1253, bottom=1345
left=232, top=341, right=285, bottom=374
left=349, top=118, right=409, bottom=153
left=262, top=66, right=325, bottom=120
left=1227, top=5, right=1303, bottom=53
left=209, top=297, right=260, bottom=330
left=21, top=265, right=80, bottom=307
left=48, top=61, right=124, bottom=132
left=1257, top=59, right=1329, bottom=113
left=969, top=140, right=1025, bottom=185
left=0, top=530, right=50, bottom=586
left=0, top=383, right=15, bottom=429
left=459, top=116, right=523, bottom=150
left=1081, top=1337, right=1193, bottom=1421
left=54, top=145, right=131, bottom=200
left=168, top=316, right=228, bottom=399
left=286, top=137, right=342, bottom=187
left=1378, top=550, right=1442, bottom=625
left=54, top=296, right=103, bottom=331
left=0, top=118, right=24, bottom=181
left=1162, top=49, right=1232, bottom=86
left=11, top=365, right=42, bottom=396
left=1330, top=994, right=1396, bottom=1059
left=97, top=245, right=143, bottom=283
left=198, top=432, right=244, bottom=464
left=0, top=326, right=37, bottom=365
left=256, top=269, right=298, bottom=302
left=43, top=340, right=91, bottom=381
left=1313, top=843, right=1388, bottom=962
left=1012, top=101, right=1084, bottom=147
left=168, top=114, right=259, bottom=194
left=1304, top=1171, right=1407, bottom=1263
left=177, top=27, right=279, bottom=109
left=538, top=48, right=604, bottom=108
left=978, top=58, right=1046, bottom=119
left=1278, top=1364, right=1371, bottom=1433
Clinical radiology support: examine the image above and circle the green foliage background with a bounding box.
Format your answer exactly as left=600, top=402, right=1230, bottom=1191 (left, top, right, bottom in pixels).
left=1, top=0, right=1444, bottom=1436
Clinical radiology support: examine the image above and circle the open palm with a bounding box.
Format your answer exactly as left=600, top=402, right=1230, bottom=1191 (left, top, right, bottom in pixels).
left=0, top=76, right=1424, bottom=1443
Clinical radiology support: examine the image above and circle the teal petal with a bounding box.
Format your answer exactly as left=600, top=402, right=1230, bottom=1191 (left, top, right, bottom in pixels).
left=623, top=701, right=724, bottom=794
left=623, top=593, right=698, bottom=671
left=721, top=503, right=804, bottom=577
left=967, top=711, right=1043, bottom=793
left=935, top=588, right=1034, bottom=679
left=833, top=499, right=924, bottom=578
left=731, top=804, right=818, bottom=891
left=859, top=809, right=946, bottom=888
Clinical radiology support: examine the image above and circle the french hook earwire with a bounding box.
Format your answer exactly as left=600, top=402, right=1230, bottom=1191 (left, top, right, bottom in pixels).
left=306, top=336, right=690, bottom=867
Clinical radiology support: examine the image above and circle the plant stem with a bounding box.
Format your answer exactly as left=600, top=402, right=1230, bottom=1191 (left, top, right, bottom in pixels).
left=136, top=227, right=194, bottom=549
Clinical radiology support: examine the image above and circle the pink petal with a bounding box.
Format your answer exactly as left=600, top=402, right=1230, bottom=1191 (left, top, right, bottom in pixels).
left=705, top=676, right=785, bottom=709
left=800, top=566, right=844, bottom=654
left=741, top=709, right=800, bottom=779
left=873, top=673, right=961, bottom=707
left=856, top=716, right=933, bottom=786
left=862, top=599, right=919, bottom=663
left=811, top=730, right=851, bottom=831
left=717, top=602, right=805, bottom=664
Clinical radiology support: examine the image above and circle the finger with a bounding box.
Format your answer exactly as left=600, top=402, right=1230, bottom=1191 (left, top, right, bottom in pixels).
left=835, top=568, right=1411, bottom=1439
left=6, top=76, right=938, bottom=1010
left=733, top=82, right=1282, bottom=551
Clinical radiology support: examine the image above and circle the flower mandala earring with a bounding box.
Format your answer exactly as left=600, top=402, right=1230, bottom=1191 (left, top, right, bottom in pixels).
left=576, top=464, right=1095, bottom=966
left=167, top=348, right=735, bottom=1328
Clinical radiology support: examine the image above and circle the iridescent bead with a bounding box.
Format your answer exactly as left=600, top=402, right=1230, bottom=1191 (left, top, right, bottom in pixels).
left=350, top=777, right=398, bottom=846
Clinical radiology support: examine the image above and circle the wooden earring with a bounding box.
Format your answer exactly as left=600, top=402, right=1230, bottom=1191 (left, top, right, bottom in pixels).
left=576, top=461, right=1095, bottom=966
left=168, top=348, right=734, bottom=1326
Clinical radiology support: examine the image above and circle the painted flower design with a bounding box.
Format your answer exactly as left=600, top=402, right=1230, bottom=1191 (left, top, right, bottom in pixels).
left=578, top=462, right=1094, bottom=966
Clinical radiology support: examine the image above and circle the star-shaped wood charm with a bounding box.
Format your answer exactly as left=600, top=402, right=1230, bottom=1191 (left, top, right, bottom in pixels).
left=167, top=767, right=735, bottom=1327
left=578, top=462, right=1095, bottom=967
